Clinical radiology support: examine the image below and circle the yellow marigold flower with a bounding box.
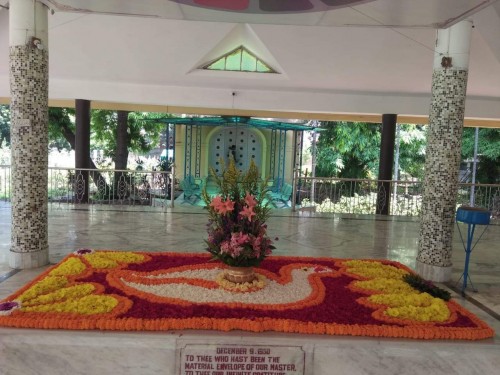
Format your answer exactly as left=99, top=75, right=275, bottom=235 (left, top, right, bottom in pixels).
left=344, top=260, right=408, bottom=280
left=18, top=276, right=68, bottom=302
left=344, top=260, right=369, bottom=268
left=22, top=295, right=119, bottom=314
left=22, top=284, right=96, bottom=307
left=84, top=254, right=119, bottom=269
left=385, top=298, right=450, bottom=322
left=49, top=257, right=86, bottom=276
left=83, top=251, right=145, bottom=269
left=369, top=292, right=435, bottom=307
left=96, top=252, right=145, bottom=263
left=355, top=278, right=415, bottom=294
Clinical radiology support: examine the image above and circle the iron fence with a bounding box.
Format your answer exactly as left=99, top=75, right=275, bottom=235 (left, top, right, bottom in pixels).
left=0, top=165, right=175, bottom=209
left=293, top=176, right=500, bottom=219
left=1, top=165, right=499, bottom=219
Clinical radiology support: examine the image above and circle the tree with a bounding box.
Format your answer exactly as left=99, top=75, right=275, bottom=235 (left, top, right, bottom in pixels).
left=395, top=124, right=427, bottom=180
left=91, top=110, right=168, bottom=197
left=0, top=105, right=10, bottom=147
left=461, top=128, right=500, bottom=183
left=91, top=110, right=165, bottom=170
left=48, top=107, right=74, bottom=151
left=47, top=107, right=168, bottom=197
left=314, top=121, right=381, bottom=179
left=48, top=107, right=111, bottom=193
left=1, top=106, right=167, bottom=169
left=1, top=106, right=77, bottom=151
left=313, top=121, right=427, bottom=180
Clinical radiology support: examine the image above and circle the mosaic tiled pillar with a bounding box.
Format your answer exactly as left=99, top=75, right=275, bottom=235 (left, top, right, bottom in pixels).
left=9, top=0, right=49, bottom=268
left=417, top=20, right=473, bottom=282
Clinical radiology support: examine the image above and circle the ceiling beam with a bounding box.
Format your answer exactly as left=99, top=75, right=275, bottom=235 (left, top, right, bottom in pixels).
left=1, top=96, right=500, bottom=128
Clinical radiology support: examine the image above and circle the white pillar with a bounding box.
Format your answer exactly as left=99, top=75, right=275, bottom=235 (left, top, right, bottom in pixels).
left=10, top=0, right=49, bottom=47
left=417, top=20, right=473, bottom=282
left=9, top=0, right=50, bottom=269
left=432, top=20, right=473, bottom=70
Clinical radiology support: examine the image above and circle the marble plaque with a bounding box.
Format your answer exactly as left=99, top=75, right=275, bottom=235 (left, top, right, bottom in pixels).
left=178, top=343, right=305, bottom=375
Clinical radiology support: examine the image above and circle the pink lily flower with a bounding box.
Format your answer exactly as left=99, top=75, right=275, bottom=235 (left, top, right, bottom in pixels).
left=244, top=192, right=257, bottom=208
left=210, top=196, right=235, bottom=215
left=240, top=205, right=256, bottom=222
left=223, top=199, right=235, bottom=213
left=210, top=196, right=224, bottom=211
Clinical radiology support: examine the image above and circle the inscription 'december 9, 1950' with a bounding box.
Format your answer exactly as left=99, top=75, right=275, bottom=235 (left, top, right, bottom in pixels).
left=179, top=344, right=305, bottom=375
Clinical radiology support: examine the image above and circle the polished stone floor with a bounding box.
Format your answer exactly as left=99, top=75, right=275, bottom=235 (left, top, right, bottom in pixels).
left=0, top=203, right=499, bottom=374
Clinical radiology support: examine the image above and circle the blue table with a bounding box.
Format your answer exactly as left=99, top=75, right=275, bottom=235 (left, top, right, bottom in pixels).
left=455, top=206, right=490, bottom=296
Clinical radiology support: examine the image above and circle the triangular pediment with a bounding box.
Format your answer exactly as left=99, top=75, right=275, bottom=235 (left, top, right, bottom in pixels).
left=190, top=24, right=284, bottom=76
left=203, top=45, right=276, bottom=73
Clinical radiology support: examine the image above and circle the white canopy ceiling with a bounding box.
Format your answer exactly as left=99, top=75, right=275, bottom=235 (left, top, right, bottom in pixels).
left=1, top=0, right=500, bottom=123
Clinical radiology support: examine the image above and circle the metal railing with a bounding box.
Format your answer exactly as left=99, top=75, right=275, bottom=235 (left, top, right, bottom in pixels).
left=457, top=183, right=500, bottom=215
left=293, top=177, right=422, bottom=216
left=1, top=165, right=499, bottom=219
left=0, top=165, right=175, bottom=209
left=292, top=175, right=500, bottom=219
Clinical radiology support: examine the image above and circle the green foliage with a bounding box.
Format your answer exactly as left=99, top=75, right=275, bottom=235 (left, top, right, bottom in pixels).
left=0, top=106, right=75, bottom=151
left=313, top=121, right=427, bottom=181
left=203, top=158, right=272, bottom=223
left=48, top=107, right=74, bottom=151
left=154, top=156, right=172, bottom=172
left=91, top=110, right=166, bottom=159
left=397, top=124, right=427, bottom=180
left=300, top=193, right=422, bottom=216
left=0, top=106, right=78, bottom=151
left=403, top=273, right=451, bottom=301
left=1, top=106, right=166, bottom=168
left=462, top=128, right=500, bottom=160
left=91, top=110, right=117, bottom=157
left=314, top=121, right=380, bottom=179
left=0, top=105, right=10, bottom=147
left=461, top=128, right=500, bottom=183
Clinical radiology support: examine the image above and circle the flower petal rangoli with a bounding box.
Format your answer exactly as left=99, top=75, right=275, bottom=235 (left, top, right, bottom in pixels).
left=107, top=263, right=337, bottom=310
left=0, top=251, right=494, bottom=340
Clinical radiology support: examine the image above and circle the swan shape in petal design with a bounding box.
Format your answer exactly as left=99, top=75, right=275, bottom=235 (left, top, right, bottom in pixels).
left=108, top=263, right=337, bottom=310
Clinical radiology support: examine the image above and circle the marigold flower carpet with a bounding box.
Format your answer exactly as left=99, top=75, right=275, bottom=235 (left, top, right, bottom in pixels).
left=0, top=250, right=494, bottom=340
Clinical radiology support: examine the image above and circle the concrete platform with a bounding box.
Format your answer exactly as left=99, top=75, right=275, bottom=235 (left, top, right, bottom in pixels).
left=0, top=205, right=499, bottom=374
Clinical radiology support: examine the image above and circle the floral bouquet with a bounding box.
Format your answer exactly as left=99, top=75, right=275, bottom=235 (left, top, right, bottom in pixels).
left=202, top=158, right=276, bottom=267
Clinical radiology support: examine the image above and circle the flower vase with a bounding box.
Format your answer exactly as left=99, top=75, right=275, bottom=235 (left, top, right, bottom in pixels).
left=224, top=266, right=256, bottom=284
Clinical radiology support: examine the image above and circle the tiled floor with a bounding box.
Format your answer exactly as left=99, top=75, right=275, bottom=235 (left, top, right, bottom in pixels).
left=0, top=203, right=499, bottom=374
